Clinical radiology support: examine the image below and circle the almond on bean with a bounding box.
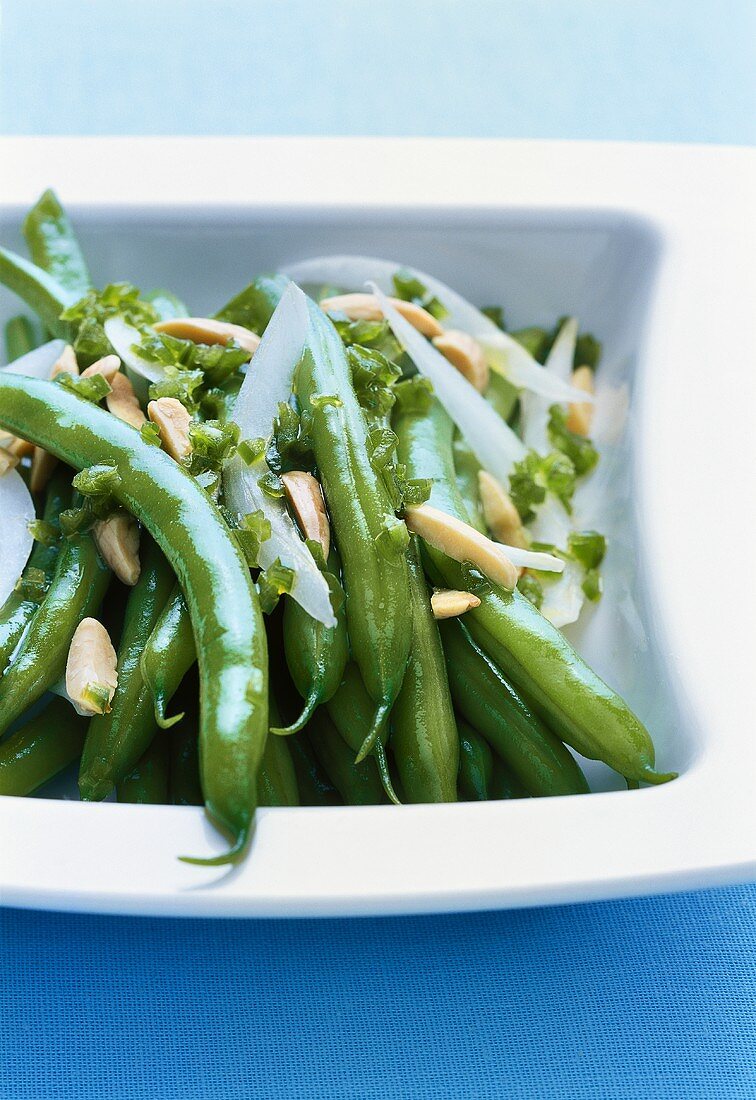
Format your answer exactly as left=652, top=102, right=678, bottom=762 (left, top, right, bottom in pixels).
left=0, top=433, right=34, bottom=459
left=81, top=354, right=121, bottom=382
left=93, top=512, right=141, bottom=586
left=50, top=344, right=79, bottom=379
left=432, top=330, right=489, bottom=391
left=477, top=470, right=527, bottom=548
left=30, top=447, right=58, bottom=493
left=281, top=471, right=330, bottom=558
left=153, top=317, right=261, bottom=357
left=106, top=371, right=146, bottom=429
left=430, top=589, right=481, bottom=619
left=404, top=503, right=518, bottom=591
left=566, top=365, right=594, bottom=436
left=319, top=292, right=444, bottom=338
left=0, top=447, right=19, bottom=476
left=65, top=617, right=118, bottom=716
left=147, top=397, right=192, bottom=461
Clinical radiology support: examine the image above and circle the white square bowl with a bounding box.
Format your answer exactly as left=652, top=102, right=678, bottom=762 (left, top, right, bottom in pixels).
left=0, top=138, right=754, bottom=917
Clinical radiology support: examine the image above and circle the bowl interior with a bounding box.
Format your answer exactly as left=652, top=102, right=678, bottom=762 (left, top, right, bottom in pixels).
left=0, top=205, right=686, bottom=796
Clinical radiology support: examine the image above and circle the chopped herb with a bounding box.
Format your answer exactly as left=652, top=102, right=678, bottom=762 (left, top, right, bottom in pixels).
left=56, top=371, right=111, bottom=404
left=257, top=559, right=295, bottom=613
left=392, top=269, right=448, bottom=321
left=509, top=449, right=577, bottom=522
left=481, top=306, right=505, bottom=330
left=517, top=572, right=544, bottom=609
left=548, top=404, right=599, bottom=477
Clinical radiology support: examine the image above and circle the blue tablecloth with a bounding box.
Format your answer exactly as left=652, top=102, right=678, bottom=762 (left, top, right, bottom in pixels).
left=1, top=2, right=755, bottom=1097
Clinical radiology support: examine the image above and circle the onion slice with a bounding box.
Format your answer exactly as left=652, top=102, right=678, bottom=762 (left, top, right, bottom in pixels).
left=223, top=283, right=335, bottom=627
left=0, top=467, right=35, bottom=608
left=495, top=543, right=564, bottom=573
left=104, top=316, right=167, bottom=395
left=284, top=255, right=590, bottom=402
left=370, top=283, right=525, bottom=485
left=1, top=339, right=66, bottom=378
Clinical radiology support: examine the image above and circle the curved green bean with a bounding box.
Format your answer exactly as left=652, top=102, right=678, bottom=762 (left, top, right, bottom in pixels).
left=116, top=736, right=170, bottom=804
left=22, top=189, right=91, bottom=298
left=0, top=697, right=87, bottom=796
left=391, top=536, right=458, bottom=803
left=140, top=585, right=196, bottom=729
left=280, top=547, right=348, bottom=735
left=0, top=530, right=111, bottom=737
left=0, top=374, right=268, bottom=863
left=325, top=664, right=399, bottom=804
left=5, top=315, right=38, bottom=362
left=0, top=247, right=75, bottom=336
left=79, top=537, right=175, bottom=800
left=307, top=709, right=384, bottom=806
left=457, top=719, right=494, bottom=801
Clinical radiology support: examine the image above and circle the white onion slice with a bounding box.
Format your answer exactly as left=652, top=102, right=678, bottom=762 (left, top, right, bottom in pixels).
left=104, top=316, right=166, bottom=402
left=495, top=543, right=564, bottom=573
left=284, top=255, right=590, bottom=402
left=521, top=317, right=579, bottom=453
left=1, top=339, right=66, bottom=377
left=223, top=283, right=335, bottom=627
left=369, top=283, right=525, bottom=485
left=0, top=468, right=35, bottom=607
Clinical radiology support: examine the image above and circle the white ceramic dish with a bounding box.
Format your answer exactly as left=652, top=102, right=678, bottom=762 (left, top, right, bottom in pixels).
left=0, top=138, right=754, bottom=917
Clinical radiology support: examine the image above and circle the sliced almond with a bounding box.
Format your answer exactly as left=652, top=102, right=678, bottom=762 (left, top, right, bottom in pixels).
left=430, top=589, right=481, bottom=619
left=405, top=503, right=518, bottom=591
left=478, top=470, right=527, bottom=548
left=106, top=371, right=146, bottom=429
left=153, top=317, right=261, bottom=357
left=147, top=397, right=192, bottom=461
left=30, top=447, right=58, bottom=493
left=50, top=344, right=79, bottom=379
left=319, top=292, right=444, bottom=338
left=281, top=471, right=330, bottom=558
left=65, top=617, right=118, bottom=717
left=81, top=354, right=121, bottom=382
left=432, top=330, right=489, bottom=392
left=93, top=513, right=141, bottom=586
left=0, top=433, right=34, bottom=459
left=0, top=447, right=19, bottom=476
left=566, top=365, right=594, bottom=436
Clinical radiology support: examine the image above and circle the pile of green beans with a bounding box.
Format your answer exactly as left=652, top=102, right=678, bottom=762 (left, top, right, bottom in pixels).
left=0, top=190, right=675, bottom=867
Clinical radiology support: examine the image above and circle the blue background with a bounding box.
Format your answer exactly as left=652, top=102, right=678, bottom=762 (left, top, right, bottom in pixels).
left=1, top=2, right=755, bottom=1097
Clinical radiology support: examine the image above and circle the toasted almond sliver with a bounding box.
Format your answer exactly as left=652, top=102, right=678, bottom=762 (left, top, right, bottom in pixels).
left=93, top=513, right=141, bottom=586
left=153, top=317, right=261, bottom=356
left=432, top=330, right=489, bottom=392
left=477, top=470, right=527, bottom=548
left=81, top=354, right=121, bottom=382
left=319, top=292, right=444, bottom=338
left=65, top=617, right=118, bottom=717
left=50, top=344, right=79, bottom=379
left=566, top=365, right=594, bottom=436
left=430, top=589, right=481, bottom=620
left=106, top=371, right=147, bottom=429
left=281, top=471, right=330, bottom=559
left=0, top=447, right=19, bottom=476
left=405, top=503, right=518, bottom=591
left=147, top=397, right=192, bottom=461
left=30, top=447, right=58, bottom=493
left=0, top=433, right=33, bottom=459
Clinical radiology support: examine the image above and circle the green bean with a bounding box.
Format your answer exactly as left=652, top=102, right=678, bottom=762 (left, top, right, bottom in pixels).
left=256, top=694, right=298, bottom=806
left=0, top=698, right=86, bottom=796
left=279, top=547, right=348, bottom=735
left=489, top=759, right=529, bottom=800
left=298, top=302, right=412, bottom=759
left=452, top=433, right=486, bottom=533
left=394, top=393, right=673, bottom=785
left=0, top=530, right=110, bottom=737
left=0, top=467, right=70, bottom=676
left=22, top=189, right=92, bottom=298
left=287, top=731, right=341, bottom=806
left=0, top=247, right=75, bottom=336
left=4, top=315, right=38, bottom=362
left=325, top=664, right=399, bottom=803
left=457, top=719, right=494, bottom=801
left=0, top=375, right=268, bottom=863
left=79, top=537, right=175, bottom=800
left=440, top=618, right=589, bottom=797
left=140, top=585, right=196, bottom=729
left=391, top=537, right=458, bottom=803
left=170, top=720, right=203, bottom=807
left=307, top=709, right=384, bottom=806
left=116, top=736, right=170, bottom=804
